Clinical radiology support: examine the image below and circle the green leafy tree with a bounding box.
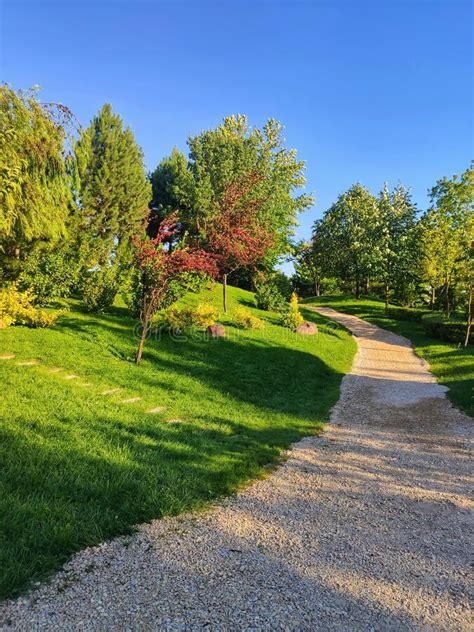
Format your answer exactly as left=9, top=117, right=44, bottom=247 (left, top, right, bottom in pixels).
left=0, top=85, right=72, bottom=277
left=420, top=164, right=473, bottom=316
left=293, top=237, right=325, bottom=297
left=377, top=183, right=418, bottom=311
left=316, top=184, right=380, bottom=298
left=155, top=115, right=313, bottom=265
left=70, top=103, right=151, bottom=267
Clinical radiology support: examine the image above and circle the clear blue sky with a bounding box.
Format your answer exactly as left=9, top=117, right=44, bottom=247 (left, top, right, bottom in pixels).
left=1, top=0, right=472, bottom=248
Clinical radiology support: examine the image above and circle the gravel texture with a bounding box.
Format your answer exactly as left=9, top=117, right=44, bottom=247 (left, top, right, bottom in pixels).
left=1, top=308, right=472, bottom=631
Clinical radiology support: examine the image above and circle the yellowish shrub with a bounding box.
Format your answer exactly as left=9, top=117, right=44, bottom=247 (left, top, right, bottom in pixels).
left=234, top=306, right=265, bottom=330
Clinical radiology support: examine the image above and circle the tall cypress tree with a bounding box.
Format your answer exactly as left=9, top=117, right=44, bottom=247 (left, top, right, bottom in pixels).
left=71, top=103, right=151, bottom=266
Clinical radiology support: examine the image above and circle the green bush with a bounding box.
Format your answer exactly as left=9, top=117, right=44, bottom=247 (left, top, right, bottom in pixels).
left=254, top=273, right=290, bottom=311
left=82, top=266, right=121, bottom=313
left=421, top=313, right=472, bottom=344
left=0, top=284, right=61, bottom=329
left=386, top=306, right=431, bottom=322
left=19, top=247, right=80, bottom=306
left=234, top=306, right=264, bottom=330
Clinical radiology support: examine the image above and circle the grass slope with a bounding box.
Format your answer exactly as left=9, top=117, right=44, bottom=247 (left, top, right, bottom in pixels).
left=305, top=295, right=474, bottom=417
left=0, top=284, right=355, bottom=598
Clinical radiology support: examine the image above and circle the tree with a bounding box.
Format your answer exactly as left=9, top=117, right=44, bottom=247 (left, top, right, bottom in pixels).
left=293, top=236, right=325, bottom=297
left=148, top=147, right=194, bottom=239
left=70, top=103, right=151, bottom=268
left=0, top=85, right=72, bottom=277
left=316, top=184, right=380, bottom=298
left=420, top=164, right=473, bottom=317
left=132, top=213, right=219, bottom=363
left=153, top=115, right=313, bottom=267
left=377, top=183, right=418, bottom=312
left=206, top=174, right=274, bottom=313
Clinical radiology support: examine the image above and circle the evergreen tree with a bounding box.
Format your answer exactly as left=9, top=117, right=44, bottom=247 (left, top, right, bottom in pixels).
left=70, top=103, right=151, bottom=267
left=148, top=147, right=193, bottom=238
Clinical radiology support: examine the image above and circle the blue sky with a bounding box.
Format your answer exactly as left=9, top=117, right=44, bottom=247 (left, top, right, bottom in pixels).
left=1, top=0, right=472, bottom=250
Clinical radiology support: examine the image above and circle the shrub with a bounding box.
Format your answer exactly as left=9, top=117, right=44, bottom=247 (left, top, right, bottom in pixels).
left=254, top=273, right=288, bottom=311
left=159, top=304, right=219, bottom=333
left=82, top=266, right=121, bottom=313
left=0, top=284, right=61, bottom=328
left=19, top=247, right=81, bottom=306
left=234, top=306, right=265, bottom=330
left=386, top=306, right=431, bottom=323
left=281, top=292, right=304, bottom=330
left=421, top=313, right=472, bottom=344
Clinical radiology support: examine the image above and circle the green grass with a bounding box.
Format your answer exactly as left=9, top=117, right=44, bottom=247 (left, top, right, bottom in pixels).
left=0, top=284, right=355, bottom=599
left=304, top=295, right=474, bottom=417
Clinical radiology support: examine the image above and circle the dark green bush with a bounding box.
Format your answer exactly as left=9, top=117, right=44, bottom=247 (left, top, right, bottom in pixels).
left=386, top=306, right=431, bottom=322
left=19, top=247, right=80, bottom=305
left=421, top=313, right=472, bottom=344
left=82, top=266, right=121, bottom=313
left=254, top=272, right=290, bottom=311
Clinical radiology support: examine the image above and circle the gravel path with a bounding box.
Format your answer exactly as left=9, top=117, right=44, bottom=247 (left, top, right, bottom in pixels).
left=1, top=308, right=473, bottom=631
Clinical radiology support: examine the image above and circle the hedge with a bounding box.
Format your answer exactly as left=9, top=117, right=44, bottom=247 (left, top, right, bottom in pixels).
left=386, top=306, right=431, bottom=322
left=421, top=313, right=472, bottom=344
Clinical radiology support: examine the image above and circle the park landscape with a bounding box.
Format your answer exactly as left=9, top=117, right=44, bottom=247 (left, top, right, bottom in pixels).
left=0, top=1, right=473, bottom=629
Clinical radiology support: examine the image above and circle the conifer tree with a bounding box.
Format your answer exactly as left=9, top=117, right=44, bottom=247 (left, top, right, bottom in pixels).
left=70, top=103, right=151, bottom=266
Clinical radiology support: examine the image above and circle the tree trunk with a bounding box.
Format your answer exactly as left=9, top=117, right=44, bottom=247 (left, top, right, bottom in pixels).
left=315, top=281, right=321, bottom=297
left=384, top=283, right=389, bottom=315
left=445, top=282, right=450, bottom=318
left=364, top=277, right=370, bottom=295
left=135, top=322, right=148, bottom=364
left=223, top=273, right=228, bottom=314
left=355, top=278, right=361, bottom=300
left=464, top=281, right=473, bottom=348
left=430, top=286, right=436, bottom=310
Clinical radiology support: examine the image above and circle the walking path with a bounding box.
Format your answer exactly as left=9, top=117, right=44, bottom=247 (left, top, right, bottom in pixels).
left=1, top=309, right=472, bottom=630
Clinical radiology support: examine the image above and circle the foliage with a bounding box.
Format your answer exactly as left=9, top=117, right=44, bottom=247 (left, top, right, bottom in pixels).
left=132, top=212, right=219, bottom=362
left=0, top=85, right=72, bottom=272
left=234, top=306, right=265, bottom=330
left=70, top=103, right=151, bottom=267
left=0, top=284, right=60, bottom=328
left=314, top=184, right=380, bottom=298
left=419, top=164, right=473, bottom=316
left=19, top=245, right=82, bottom=305
left=377, top=183, right=419, bottom=309
left=386, top=306, right=431, bottom=323
left=281, top=292, right=304, bottom=330
left=292, top=238, right=325, bottom=297
left=205, top=173, right=274, bottom=312
left=421, top=313, right=473, bottom=344
left=82, top=266, right=122, bottom=313
left=148, top=147, right=194, bottom=236
left=159, top=304, right=219, bottom=333
left=254, top=272, right=289, bottom=311
left=0, top=283, right=355, bottom=598
left=152, top=114, right=313, bottom=265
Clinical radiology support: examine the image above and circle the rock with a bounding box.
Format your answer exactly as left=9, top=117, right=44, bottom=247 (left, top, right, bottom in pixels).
left=296, top=321, right=318, bottom=335
left=207, top=324, right=225, bottom=338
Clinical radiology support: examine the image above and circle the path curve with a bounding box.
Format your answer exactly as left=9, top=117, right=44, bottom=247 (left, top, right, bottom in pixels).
left=1, top=309, right=473, bottom=631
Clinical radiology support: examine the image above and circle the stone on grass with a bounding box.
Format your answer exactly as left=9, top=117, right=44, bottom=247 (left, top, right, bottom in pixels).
left=17, top=359, right=40, bottom=366
left=121, top=397, right=142, bottom=404
left=0, top=354, right=15, bottom=360
left=207, top=324, right=225, bottom=338
left=296, top=321, right=318, bottom=335
left=147, top=407, right=165, bottom=414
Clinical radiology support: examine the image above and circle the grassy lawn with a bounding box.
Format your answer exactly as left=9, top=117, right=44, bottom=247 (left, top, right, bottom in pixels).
left=304, top=295, right=474, bottom=418
left=0, top=284, right=355, bottom=599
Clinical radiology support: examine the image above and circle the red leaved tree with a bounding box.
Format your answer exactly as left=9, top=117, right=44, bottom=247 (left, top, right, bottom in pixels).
left=206, top=174, right=274, bottom=313
left=133, top=212, right=219, bottom=363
